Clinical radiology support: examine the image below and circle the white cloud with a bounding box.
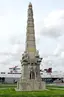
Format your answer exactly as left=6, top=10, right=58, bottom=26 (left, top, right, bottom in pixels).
left=39, top=10, right=64, bottom=72
left=0, top=7, right=26, bottom=71
left=0, top=2, right=64, bottom=73
left=41, top=10, right=64, bottom=38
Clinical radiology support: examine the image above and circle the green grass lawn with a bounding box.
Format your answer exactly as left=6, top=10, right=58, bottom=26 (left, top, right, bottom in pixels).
left=0, top=84, right=64, bottom=97
left=0, top=88, right=64, bottom=97
left=46, top=84, right=64, bottom=89
left=0, top=83, right=16, bottom=88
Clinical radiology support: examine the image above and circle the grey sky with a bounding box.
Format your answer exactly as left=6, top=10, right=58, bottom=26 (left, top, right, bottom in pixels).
left=0, top=0, right=64, bottom=72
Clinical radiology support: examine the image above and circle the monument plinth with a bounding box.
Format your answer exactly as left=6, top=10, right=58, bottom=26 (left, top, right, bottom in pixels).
left=16, top=2, right=46, bottom=91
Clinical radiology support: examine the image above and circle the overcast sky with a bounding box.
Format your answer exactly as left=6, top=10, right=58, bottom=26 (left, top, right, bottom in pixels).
left=0, top=0, right=64, bottom=72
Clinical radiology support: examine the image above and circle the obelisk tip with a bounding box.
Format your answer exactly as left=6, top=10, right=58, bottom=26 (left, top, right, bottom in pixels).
left=28, top=2, right=32, bottom=8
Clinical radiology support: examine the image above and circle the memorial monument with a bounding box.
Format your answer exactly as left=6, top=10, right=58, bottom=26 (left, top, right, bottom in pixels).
left=16, top=2, right=45, bottom=91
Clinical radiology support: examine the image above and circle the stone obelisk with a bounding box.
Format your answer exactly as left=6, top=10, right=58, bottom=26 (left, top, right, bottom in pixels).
left=16, top=2, right=45, bottom=91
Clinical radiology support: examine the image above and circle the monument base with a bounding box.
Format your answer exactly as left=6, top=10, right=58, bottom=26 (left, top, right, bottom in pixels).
left=16, top=79, right=46, bottom=91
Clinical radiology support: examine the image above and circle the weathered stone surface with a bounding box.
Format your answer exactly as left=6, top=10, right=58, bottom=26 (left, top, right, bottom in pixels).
left=16, top=2, right=46, bottom=91
left=16, top=79, right=45, bottom=91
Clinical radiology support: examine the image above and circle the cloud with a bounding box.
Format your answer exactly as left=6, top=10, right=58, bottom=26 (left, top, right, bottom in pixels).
left=53, top=35, right=64, bottom=56
left=38, top=10, right=64, bottom=72
left=0, top=11, right=26, bottom=70
left=41, top=10, right=64, bottom=38
left=42, top=34, right=64, bottom=72
left=10, top=33, right=25, bottom=45
left=42, top=26, right=61, bottom=38
left=0, top=6, right=64, bottom=73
